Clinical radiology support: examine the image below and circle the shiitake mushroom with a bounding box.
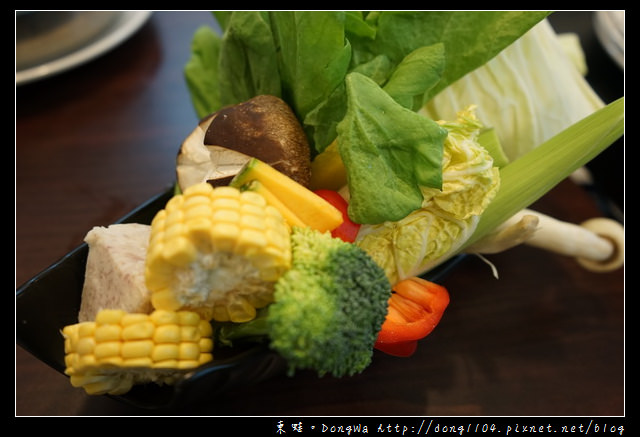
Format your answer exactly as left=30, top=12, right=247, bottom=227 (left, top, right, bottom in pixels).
left=176, top=95, right=311, bottom=191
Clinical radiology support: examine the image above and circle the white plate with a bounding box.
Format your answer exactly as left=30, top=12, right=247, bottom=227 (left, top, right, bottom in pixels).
left=16, top=11, right=152, bottom=86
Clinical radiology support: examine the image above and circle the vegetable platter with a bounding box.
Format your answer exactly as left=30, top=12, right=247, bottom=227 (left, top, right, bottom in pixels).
left=16, top=11, right=624, bottom=413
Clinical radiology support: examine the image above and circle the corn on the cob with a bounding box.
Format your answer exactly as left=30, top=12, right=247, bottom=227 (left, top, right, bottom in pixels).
left=145, top=182, right=291, bottom=323
left=62, top=309, right=213, bottom=396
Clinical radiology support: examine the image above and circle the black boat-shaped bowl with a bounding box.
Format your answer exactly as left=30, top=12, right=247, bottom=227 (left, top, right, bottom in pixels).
left=16, top=188, right=464, bottom=409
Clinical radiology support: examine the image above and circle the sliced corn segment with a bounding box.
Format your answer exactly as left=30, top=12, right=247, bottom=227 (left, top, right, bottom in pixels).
left=62, top=309, right=213, bottom=396
left=145, top=183, right=291, bottom=322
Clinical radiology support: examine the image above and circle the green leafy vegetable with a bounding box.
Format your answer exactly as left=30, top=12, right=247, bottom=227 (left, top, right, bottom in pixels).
left=269, top=11, right=352, bottom=122
left=218, top=11, right=281, bottom=107
left=349, top=11, right=551, bottom=102
left=337, top=72, right=448, bottom=224
left=382, top=43, right=445, bottom=110
left=184, top=11, right=552, bottom=224
left=304, top=54, right=394, bottom=153
left=355, top=107, right=500, bottom=283
left=184, top=26, right=222, bottom=119
left=344, top=11, right=377, bottom=40
left=212, top=12, right=232, bottom=30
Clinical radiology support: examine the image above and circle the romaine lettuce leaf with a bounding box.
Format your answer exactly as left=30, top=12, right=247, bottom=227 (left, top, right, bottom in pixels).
left=184, top=26, right=222, bottom=119
left=337, top=73, right=448, bottom=224
left=268, top=11, right=352, bottom=122
left=218, top=12, right=281, bottom=108
left=349, top=11, right=551, bottom=102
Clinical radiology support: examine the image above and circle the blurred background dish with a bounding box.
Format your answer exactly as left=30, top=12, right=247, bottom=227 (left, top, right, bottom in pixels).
left=15, top=11, right=151, bottom=85
left=593, top=10, right=624, bottom=69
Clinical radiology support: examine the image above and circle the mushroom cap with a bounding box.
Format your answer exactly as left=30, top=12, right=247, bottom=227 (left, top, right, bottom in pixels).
left=176, top=95, right=311, bottom=192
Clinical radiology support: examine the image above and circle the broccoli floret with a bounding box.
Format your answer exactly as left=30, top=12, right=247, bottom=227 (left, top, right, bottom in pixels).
left=267, top=227, right=391, bottom=377
left=215, top=227, right=391, bottom=378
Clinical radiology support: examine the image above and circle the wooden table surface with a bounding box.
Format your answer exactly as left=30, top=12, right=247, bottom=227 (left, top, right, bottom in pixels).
left=15, top=11, right=624, bottom=417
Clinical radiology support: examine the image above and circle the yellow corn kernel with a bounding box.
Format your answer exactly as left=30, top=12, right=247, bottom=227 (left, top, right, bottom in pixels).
left=120, top=313, right=149, bottom=326
left=164, top=194, right=184, bottom=213
left=212, top=305, right=230, bottom=322
left=236, top=229, right=268, bottom=257
left=77, top=322, right=96, bottom=338
left=95, top=309, right=126, bottom=325
left=162, top=236, right=197, bottom=267
left=184, top=204, right=213, bottom=221
left=239, top=213, right=267, bottom=230
left=150, top=209, right=166, bottom=229
left=183, top=193, right=211, bottom=207
left=212, top=185, right=241, bottom=199
left=198, top=319, right=213, bottom=337
left=94, top=341, right=121, bottom=359
left=229, top=297, right=258, bottom=323
left=208, top=223, right=241, bottom=252
left=64, top=354, right=76, bottom=372
left=151, top=288, right=182, bottom=311
left=179, top=310, right=201, bottom=326
left=122, top=357, right=153, bottom=368
left=94, top=325, right=121, bottom=342
left=76, top=337, right=96, bottom=356
left=152, top=344, right=179, bottom=362
left=153, top=325, right=181, bottom=343
left=199, top=353, right=213, bottom=365
left=178, top=342, right=200, bottom=361
left=77, top=354, right=97, bottom=369
left=164, top=207, right=184, bottom=227
left=149, top=310, right=179, bottom=325
left=163, top=223, right=187, bottom=246
left=180, top=325, right=199, bottom=342
left=199, top=338, right=214, bottom=354
left=122, top=321, right=155, bottom=340
left=240, top=203, right=267, bottom=218
left=153, top=360, right=179, bottom=369
left=99, top=356, right=124, bottom=367
left=189, top=181, right=217, bottom=197
left=121, top=340, right=154, bottom=359
left=177, top=360, right=200, bottom=370
left=211, top=197, right=240, bottom=212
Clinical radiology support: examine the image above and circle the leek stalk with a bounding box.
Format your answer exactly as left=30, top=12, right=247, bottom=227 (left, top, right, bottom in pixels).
left=463, top=97, right=624, bottom=249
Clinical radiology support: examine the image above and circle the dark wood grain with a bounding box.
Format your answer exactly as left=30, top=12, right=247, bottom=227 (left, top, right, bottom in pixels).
left=15, top=11, right=624, bottom=417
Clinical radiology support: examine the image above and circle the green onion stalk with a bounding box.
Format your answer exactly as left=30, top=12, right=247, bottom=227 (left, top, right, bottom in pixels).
left=463, top=97, right=624, bottom=250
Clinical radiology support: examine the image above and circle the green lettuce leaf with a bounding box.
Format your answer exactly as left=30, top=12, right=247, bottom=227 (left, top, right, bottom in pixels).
left=184, top=26, right=222, bottom=119
left=359, top=11, right=552, bottom=102
left=218, top=12, right=281, bottom=108
left=382, top=43, right=445, bottom=110
left=269, top=11, right=352, bottom=122
left=337, top=73, right=448, bottom=224
left=304, top=54, right=394, bottom=154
